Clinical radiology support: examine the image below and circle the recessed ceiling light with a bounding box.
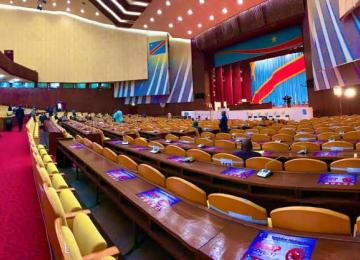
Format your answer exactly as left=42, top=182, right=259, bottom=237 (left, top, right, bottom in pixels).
left=143, top=24, right=148, bottom=28
left=222, top=8, right=228, bottom=14
left=187, top=9, right=193, bottom=15
left=177, top=16, right=183, bottom=21
left=187, top=30, right=192, bottom=35
left=0, top=74, right=5, bottom=78
left=197, top=23, right=202, bottom=28
left=157, top=9, right=162, bottom=15
left=165, top=1, right=171, bottom=6
left=67, top=0, right=71, bottom=4
left=95, top=11, right=100, bottom=16
left=209, top=15, right=215, bottom=21
left=52, top=2, right=56, bottom=7
left=199, top=0, right=205, bottom=4
left=9, top=0, right=13, bottom=4
left=81, top=9, right=85, bottom=14
left=66, top=7, right=71, bottom=12
left=150, top=17, right=155, bottom=22
left=237, top=0, right=243, bottom=4
left=168, top=23, right=174, bottom=28
left=22, top=0, right=27, bottom=2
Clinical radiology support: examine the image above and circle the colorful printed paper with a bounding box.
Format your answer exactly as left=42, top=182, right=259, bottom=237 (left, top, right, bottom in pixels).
left=312, top=151, right=339, bottom=157
left=241, top=230, right=316, bottom=260
left=221, top=167, right=256, bottom=179
left=202, top=146, right=218, bottom=151
left=318, top=173, right=357, bottom=186
left=70, top=143, right=85, bottom=149
left=107, top=140, right=123, bottom=145
left=132, top=146, right=149, bottom=151
left=106, top=168, right=136, bottom=182
left=167, top=156, right=186, bottom=163
left=137, top=188, right=181, bottom=211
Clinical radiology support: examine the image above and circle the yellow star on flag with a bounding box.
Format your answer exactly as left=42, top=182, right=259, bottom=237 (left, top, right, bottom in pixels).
left=272, top=36, right=277, bottom=42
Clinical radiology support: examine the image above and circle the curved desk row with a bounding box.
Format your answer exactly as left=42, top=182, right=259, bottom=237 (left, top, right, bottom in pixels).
left=57, top=139, right=360, bottom=259
left=61, top=121, right=102, bottom=144
left=105, top=141, right=360, bottom=223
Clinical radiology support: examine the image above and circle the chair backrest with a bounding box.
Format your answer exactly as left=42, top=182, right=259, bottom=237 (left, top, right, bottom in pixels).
left=259, top=128, right=276, bottom=136
left=72, top=213, right=108, bottom=256
left=37, top=164, right=52, bottom=187
left=251, top=134, right=271, bottom=142
left=215, top=133, right=232, bottom=140
left=290, top=142, right=321, bottom=152
left=208, top=193, right=268, bottom=225
left=270, top=206, right=351, bottom=235
left=44, top=186, right=68, bottom=226
left=342, top=131, right=360, bottom=141
left=195, top=137, right=214, bottom=146
left=186, top=149, right=211, bottom=162
left=51, top=174, right=69, bottom=190
left=148, top=141, right=165, bottom=149
left=330, top=158, right=360, bottom=173
left=46, top=162, right=59, bottom=174
left=245, top=128, right=259, bottom=135
left=123, top=135, right=134, bottom=144
left=272, top=134, right=293, bottom=142
left=322, top=141, right=354, bottom=151
left=138, top=164, right=166, bottom=187
left=75, top=135, right=84, bottom=144
left=56, top=219, right=82, bottom=260
left=103, top=147, right=118, bottom=163
left=262, top=142, right=289, bottom=152
left=117, top=155, right=138, bottom=171
left=214, top=140, right=236, bottom=149
left=83, top=138, right=93, bottom=148
left=356, top=217, right=360, bottom=237
left=317, top=132, right=340, bottom=141
left=315, top=127, right=333, bottom=134
left=201, top=132, right=215, bottom=139
left=180, top=136, right=195, bottom=143
left=212, top=153, right=244, bottom=168
left=294, top=133, right=316, bottom=141
left=285, top=158, right=328, bottom=173
left=42, top=154, right=53, bottom=165
left=230, top=129, right=245, bottom=135
left=335, top=126, right=353, bottom=133
left=245, top=157, right=283, bottom=171
left=92, top=142, right=104, bottom=155
left=58, top=189, right=82, bottom=213
left=296, top=128, right=314, bottom=134
left=165, top=134, right=179, bottom=141
left=164, top=145, right=186, bottom=157
left=278, top=129, right=296, bottom=136
left=134, top=137, right=148, bottom=147
left=166, top=177, right=207, bottom=206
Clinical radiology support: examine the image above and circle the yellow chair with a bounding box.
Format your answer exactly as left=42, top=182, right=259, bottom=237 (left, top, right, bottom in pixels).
left=335, top=126, right=353, bottom=133
left=330, top=158, right=360, bottom=173
left=133, top=137, right=148, bottom=147
left=291, top=142, right=320, bottom=152
left=164, top=145, right=186, bottom=157
left=52, top=174, right=70, bottom=190
left=317, top=132, right=341, bottom=141
left=262, top=142, right=289, bottom=152
left=342, top=131, right=360, bottom=141
left=180, top=136, right=195, bottom=143
left=285, top=158, right=328, bottom=173
left=294, top=133, right=316, bottom=141
left=42, top=154, right=54, bottom=165
left=214, top=140, right=236, bottom=149
left=296, top=128, right=314, bottom=134
left=58, top=189, right=83, bottom=213
left=117, top=155, right=138, bottom=171
left=37, top=165, right=53, bottom=188
left=46, top=162, right=60, bottom=175
left=251, top=134, right=271, bottom=143
left=208, top=193, right=268, bottom=225
left=230, top=129, right=245, bottom=135
left=272, top=134, right=293, bottom=142
left=165, top=134, right=179, bottom=141
left=195, top=138, right=214, bottom=146
left=55, top=213, right=119, bottom=259
left=83, top=138, right=93, bottom=148
left=270, top=206, right=351, bottom=235
left=186, top=149, right=211, bottom=162
left=148, top=141, right=165, bottom=149
left=103, top=148, right=118, bottom=163
left=75, top=135, right=84, bottom=144
left=92, top=142, right=104, bottom=155
left=215, top=133, right=232, bottom=140
left=316, top=127, right=333, bottom=134
left=322, top=141, right=354, bottom=151
left=245, top=128, right=259, bottom=135
left=245, top=157, right=283, bottom=171
left=201, top=132, right=215, bottom=139
left=212, top=153, right=244, bottom=167
left=356, top=143, right=360, bottom=152
left=138, top=164, right=165, bottom=187
left=123, top=135, right=134, bottom=144
left=166, top=177, right=207, bottom=206
left=278, top=129, right=296, bottom=136
left=259, top=128, right=277, bottom=136
left=355, top=217, right=360, bottom=237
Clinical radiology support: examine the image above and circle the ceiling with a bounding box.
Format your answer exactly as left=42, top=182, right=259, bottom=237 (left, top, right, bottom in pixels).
left=0, top=0, right=268, bottom=38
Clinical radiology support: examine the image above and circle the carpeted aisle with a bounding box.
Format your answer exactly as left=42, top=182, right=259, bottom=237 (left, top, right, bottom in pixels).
left=0, top=129, right=51, bottom=259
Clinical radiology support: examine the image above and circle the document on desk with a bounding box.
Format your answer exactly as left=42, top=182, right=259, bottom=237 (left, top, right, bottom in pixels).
left=137, top=188, right=181, bottom=211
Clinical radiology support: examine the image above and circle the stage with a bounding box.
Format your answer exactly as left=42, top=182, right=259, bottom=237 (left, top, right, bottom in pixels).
left=182, top=106, right=313, bottom=122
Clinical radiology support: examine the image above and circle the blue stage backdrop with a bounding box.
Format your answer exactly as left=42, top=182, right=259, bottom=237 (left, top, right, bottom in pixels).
left=251, top=52, right=308, bottom=106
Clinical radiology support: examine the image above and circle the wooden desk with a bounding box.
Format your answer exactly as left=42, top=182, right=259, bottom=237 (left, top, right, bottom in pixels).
left=57, top=139, right=360, bottom=259
left=260, top=150, right=358, bottom=161
left=105, top=142, right=360, bottom=223
left=139, top=130, right=168, bottom=140
left=0, top=115, right=14, bottom=131
left=61, top=121, right=102, bottom=144
left=44, top=120, right=63, bottom=155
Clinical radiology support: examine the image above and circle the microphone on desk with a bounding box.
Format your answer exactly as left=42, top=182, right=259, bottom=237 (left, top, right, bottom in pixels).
left=296, top=144, right=308, bottom=155
left=257, top=156, right=287, bottom=178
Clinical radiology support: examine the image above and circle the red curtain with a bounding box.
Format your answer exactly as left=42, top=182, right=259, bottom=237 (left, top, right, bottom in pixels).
left=212, top=63, right=252, bottom=106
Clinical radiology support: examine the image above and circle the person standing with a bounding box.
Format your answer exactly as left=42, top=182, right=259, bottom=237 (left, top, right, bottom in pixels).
left=113, top=110, right=124, bottom=123
left=219, top=111, right=229, bottom=133
left=15, top=106, right=25, bottom=132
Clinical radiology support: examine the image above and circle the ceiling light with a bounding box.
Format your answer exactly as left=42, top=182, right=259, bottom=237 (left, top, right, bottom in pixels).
left=143, top=24, right=148, bottom=28
left=333, top=87, right=343, bottom=97
left=81, top=9, right=85, bottom=14
left=150, top=17, right=155, bottom=22
left=168, top=23, right=173, bottom=28
left=237, top=0, right=243, bottom=4
left=95, top=11, right=100, bottom=16
left=187, top=9, right=193, bottom=15
left=209, top=15, right=214, bottom=21
left=67, top=0, right=71, bottom=4
left=157, top=9, right=162, bottom=15
left=344, top=88, right=357, bottom=98
left=177, top=16, right=183, bottom=21
left=52, top=2, right=57, bottom=7
left=199, top=0, right=205, bottom=4
left=187, top=30, right=192, bottom=35
left=165, top=0, right=171, bottom=6
left=197, top=23, right=202, bottom=28
left=0, top=74, right=5, bottom=78
left=66, top=7, right=71, bottom=12
left=9, top=1, right=13, bottom=4
left=222, top=8, right=228, bottom=14
left=22, top=0, right=27, bottom=2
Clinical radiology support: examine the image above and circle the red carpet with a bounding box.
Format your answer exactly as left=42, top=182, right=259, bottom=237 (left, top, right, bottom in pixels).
left=0, top=129, right=51, bottom=259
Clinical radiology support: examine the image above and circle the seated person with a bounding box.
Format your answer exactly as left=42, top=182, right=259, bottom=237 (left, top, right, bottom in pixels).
left=192, top=120, right=202, bottom=134
left=234, top=139, right=261, bottom=161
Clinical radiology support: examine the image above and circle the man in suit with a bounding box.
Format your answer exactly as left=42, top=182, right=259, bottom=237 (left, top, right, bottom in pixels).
left=15, top=106, right=25, bottom=132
